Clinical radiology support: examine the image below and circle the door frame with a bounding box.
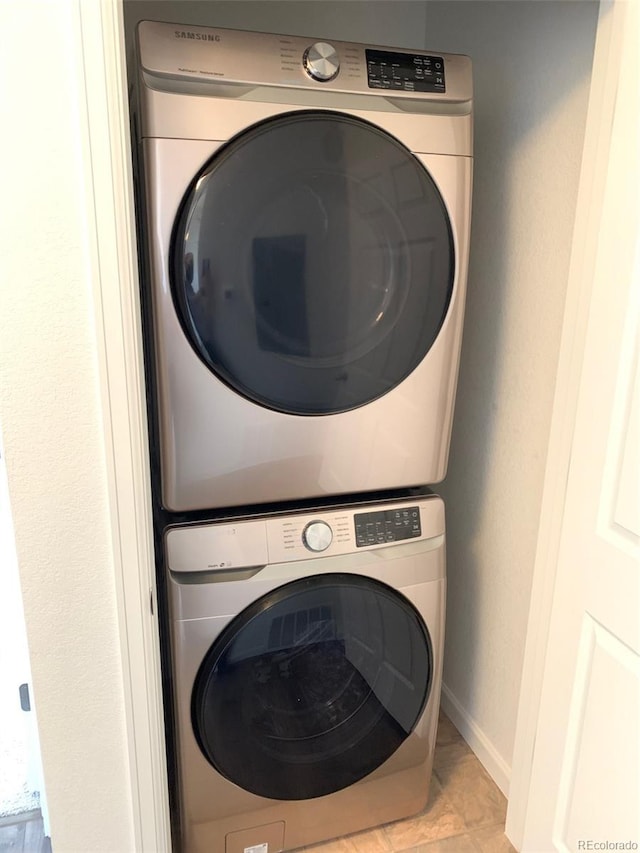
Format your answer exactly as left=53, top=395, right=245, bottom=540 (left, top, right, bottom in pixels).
left=78, top=3, right=170, bottom=851
left=83, top=1, right=626, bottom=850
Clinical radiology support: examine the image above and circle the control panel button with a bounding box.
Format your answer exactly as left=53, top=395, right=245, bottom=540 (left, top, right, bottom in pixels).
left=303, top=520, right=333, bottom=552
left=303, top=42, right=340, bottom=82
left=365, top=49, right=445, bottom=93
left=354, top=506, right=422, bottom=547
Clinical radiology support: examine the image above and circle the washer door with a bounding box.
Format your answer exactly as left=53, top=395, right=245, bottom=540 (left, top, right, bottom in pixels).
left=171, top=111, right=454, bottom=415
left=191, top=574, right=433, bottom=800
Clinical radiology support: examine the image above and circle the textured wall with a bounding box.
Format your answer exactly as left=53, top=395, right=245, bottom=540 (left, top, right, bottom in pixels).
left=124, top=0, right=429, bottom=52
left=0, top=2, right=135, bottom=850
left=426, top=1, right=599, bottom=782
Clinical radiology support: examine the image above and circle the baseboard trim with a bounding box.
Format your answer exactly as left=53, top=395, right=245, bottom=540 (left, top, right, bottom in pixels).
left=0, top=809, right=41, bottom=827
left=440, top=683, right=511, bottom=797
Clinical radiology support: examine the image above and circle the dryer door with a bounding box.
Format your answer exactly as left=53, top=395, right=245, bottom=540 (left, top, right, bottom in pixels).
left=171, top=110, right=454, bottom=415
left=191, top=573, right=433, bottom=800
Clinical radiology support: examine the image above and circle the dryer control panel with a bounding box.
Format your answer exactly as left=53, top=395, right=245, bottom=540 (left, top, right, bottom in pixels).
left=365, top=50, right=445, bottom=93
left=165, top=496, right=444, bottom=573
left=138, top=20, right=472, bottom=105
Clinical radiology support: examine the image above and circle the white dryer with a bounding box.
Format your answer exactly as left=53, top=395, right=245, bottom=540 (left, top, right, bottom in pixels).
left=135, top=22, right=473, bottom=511
left=165, top=494, right=446, bottom=852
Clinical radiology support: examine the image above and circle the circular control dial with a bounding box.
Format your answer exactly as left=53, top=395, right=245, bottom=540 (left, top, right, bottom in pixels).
left=303, top=42, right=340, bottom=82
left=302, top=520, right=333, bottom=552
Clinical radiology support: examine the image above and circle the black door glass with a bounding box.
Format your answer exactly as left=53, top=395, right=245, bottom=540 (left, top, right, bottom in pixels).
left=191, top=574, right=433, bottom=800
left=171, top=111, right=454, bottom=415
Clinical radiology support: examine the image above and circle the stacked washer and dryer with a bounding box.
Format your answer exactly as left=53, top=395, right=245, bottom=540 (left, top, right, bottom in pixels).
left=134, top=20, right=472, bottom=853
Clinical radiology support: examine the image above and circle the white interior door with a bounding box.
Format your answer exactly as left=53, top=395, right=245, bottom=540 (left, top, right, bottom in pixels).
left=520, top=0, right=640, bottom=848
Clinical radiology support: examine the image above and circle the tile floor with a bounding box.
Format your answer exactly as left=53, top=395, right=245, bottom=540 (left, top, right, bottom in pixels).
left=0, top=714, right=515, bottom=853
left=299, top=712, right=516, bottom=853
left=0, top=810, right=48, bottom=853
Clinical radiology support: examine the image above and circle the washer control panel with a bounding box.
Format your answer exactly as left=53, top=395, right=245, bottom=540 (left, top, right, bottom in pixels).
left=165, top=497, right=444, bottom=574
left=302, top=520, right=334, bottom=552
left=354, top=506, right=421, bottom=547
left=277, top=512, right=351, bottom=560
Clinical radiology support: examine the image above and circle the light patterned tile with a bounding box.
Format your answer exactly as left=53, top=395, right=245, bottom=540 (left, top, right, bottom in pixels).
left=433, top=739, right=474, bottom=775
left=436, top=712, right=464, bottom=747
left=404, top=832, right=478, bottom=853
left=471, top=824, right=517, bottom=853
left=382, top=776, right=466, bottom=851
left=303, top=826, right=392, bottom=853
left=295, top=729, right=510, bottom=853
left=434, top=757, right=507, bottom=831
left=299, top=837, right=351, bottom=853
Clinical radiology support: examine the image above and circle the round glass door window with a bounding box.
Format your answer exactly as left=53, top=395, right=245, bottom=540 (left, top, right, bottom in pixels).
left=171, top=111, right=454, bottom=415
left=191, top=574, right=433, bottom=800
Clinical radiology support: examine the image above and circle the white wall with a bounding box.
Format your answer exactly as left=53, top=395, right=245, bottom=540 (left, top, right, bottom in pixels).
left=424, top=1, right=599, bottom=789
left=0, top=2, right=135, bottom=851
left=124, top=0, right=429, bottom=54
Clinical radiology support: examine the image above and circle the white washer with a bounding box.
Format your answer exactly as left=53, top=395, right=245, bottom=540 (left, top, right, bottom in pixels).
left=135, top=22, right=473, bottom=512
left=165, top=494, right=446, bottom=853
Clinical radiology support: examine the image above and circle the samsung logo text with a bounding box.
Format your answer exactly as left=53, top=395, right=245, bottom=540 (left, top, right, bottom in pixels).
left=174, top=31, right=221, bottom=42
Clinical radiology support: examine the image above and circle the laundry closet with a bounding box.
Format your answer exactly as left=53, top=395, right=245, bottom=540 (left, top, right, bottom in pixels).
left=123, top=0, right=598, bottom=818
left=4, top=0, right=636, bottom=850
left=123, top=0, right=601, bottom=848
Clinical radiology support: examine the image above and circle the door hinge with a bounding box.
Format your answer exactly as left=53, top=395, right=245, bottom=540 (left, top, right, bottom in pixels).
left=19, top=683, right=31, bottom=712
